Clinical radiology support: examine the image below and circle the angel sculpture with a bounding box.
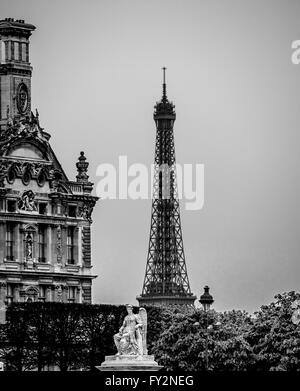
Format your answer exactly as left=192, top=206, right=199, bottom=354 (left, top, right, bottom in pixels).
left=114, top=305, right=148, bottom=356
left=291, top=299, right=300, bottom=326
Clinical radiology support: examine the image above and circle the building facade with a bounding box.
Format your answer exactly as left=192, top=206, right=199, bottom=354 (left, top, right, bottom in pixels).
left=0, top=18, right=98, bottom=309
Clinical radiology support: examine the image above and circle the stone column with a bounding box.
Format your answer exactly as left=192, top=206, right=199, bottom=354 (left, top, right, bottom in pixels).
left=73, top=227, right=79, bottom=264
left=0, top=282, right=7, bottom=306
left=44, top=286, right=47, bottom=301
left=77, top=286, right=82, bottom=304
left=0, top=222, right=5, bottom=262
left=18, top=41, right=22, bottom=62
left=33, top=229, right=38, bottom=263
left=77, top=226, right=82, bottom=267
left=11, top=40, right=14, bottom=60
left=19, top=226, right=24, bottom=262
left=15, top=223, right=21, bottom=262
left=61, top=226, right=67, bottom=264
left=47, top=225, right=51, bottom=264
left=12, top=223, right=19, bottom=262
left=63, top=286, right=68, bottom=303
left=52, top=225, right=58, bottom=264
left=13, top=284, right=19, bottom=302
left=21, top=42, right=26, bottom=62
left=82, top=225, right=91, bottom=267
left=48, top=286, right=54, bottom=302
left=25, top=42, right=29, bottom=62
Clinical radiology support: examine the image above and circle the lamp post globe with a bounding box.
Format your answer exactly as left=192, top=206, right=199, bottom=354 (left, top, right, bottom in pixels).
left=199, top=286, right=214, bottom=312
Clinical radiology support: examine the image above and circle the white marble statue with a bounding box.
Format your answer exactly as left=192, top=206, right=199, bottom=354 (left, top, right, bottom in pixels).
left=114, top=305, right=147, bottom=356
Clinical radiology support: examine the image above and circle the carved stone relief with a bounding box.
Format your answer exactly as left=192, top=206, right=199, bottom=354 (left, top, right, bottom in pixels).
left=25, top=232, right=33, bottom=260
left=18, top=190, right=37, bottom=212
left=57, top=225, right=62, bottom=263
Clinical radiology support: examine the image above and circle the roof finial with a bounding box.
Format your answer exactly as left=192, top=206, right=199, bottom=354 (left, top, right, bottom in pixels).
left=162, top=66, right=167, bottom=102
left=76, top=151, right=89, bottom=183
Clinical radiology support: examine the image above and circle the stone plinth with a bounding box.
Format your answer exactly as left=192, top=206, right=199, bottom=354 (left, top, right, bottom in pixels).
left=97, top=355, right=163, bottom=371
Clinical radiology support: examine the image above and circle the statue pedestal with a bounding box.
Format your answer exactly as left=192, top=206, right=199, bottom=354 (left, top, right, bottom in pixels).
left=97, top=355, right=163, bottom=371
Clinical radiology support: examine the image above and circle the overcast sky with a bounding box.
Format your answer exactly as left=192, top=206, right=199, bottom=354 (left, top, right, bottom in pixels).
left=2, top=0, right=300, bottom=313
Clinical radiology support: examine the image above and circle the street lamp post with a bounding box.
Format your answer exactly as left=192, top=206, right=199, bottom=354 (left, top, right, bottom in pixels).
left=199, top=286, right=214, bottom=370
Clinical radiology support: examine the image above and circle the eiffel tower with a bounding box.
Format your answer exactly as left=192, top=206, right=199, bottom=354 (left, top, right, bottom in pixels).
left=137, top=69, right=196, bottom=306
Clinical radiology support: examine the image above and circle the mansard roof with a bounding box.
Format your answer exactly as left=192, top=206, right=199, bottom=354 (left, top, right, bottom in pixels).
left=0, top=111, right=68, bottom=182
left=0, top=111, right=97, bottom=201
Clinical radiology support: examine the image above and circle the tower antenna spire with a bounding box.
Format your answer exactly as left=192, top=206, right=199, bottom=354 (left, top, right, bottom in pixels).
left=162, top=67, right=167, bottom=101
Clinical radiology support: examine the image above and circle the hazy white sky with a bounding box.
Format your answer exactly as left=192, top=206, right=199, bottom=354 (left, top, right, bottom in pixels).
left=1, top=0, right=300, bottom=312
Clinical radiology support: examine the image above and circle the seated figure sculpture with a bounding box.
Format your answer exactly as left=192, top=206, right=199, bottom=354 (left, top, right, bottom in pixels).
left=98, top=305, right=162, bottom=370
left=114, top=304, right=147, bottom=356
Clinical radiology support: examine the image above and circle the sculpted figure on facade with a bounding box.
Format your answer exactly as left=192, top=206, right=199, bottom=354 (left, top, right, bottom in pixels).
left=78, top=202, right=94, bottom=222
left=114, top=305, right=147, bottom=356
left=0, top=161, right=9, bottom=187
left=25, top=232, right=33, bottom=260
left=18, top=190, right=37, bottom=212
left=0, top=110, right=49, bottom=155
left=56, top=285, right=63, bottom=302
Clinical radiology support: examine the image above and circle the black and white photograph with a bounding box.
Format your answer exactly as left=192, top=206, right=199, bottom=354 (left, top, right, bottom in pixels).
left=0, top=0, right=300, bottom=386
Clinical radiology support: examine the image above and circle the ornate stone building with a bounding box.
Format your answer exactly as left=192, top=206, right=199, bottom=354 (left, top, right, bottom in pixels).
left=0, top=18, right=98, bottom=309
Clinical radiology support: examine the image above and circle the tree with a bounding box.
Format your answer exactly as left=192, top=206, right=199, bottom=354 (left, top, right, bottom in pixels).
left=2, top=293, right=299, bottom=371
left=152, top=308, right=254, bottom=370
left=27, top=303, right=55, bottom=371
left=247, top=291, right=300, bottom=371
left=5, top=304, right=36, bottom=371
left=81, top=304, right=126, bottom=371
left=49, top=303, right=84, bottom=371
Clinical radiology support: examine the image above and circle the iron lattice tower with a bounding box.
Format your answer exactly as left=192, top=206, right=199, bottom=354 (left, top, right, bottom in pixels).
left=137, top=69, right=196, bottom=306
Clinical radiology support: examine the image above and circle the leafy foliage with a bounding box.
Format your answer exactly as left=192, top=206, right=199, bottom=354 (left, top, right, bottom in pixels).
left=0, top=302, right=165, bottom=371
left=1, top=292, right=300, bottom=371
left=247, top=291, right=300, bottom=371
left=152, top=309, right=254, bottom=370
left=152, top=291, right=300, bottom=371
